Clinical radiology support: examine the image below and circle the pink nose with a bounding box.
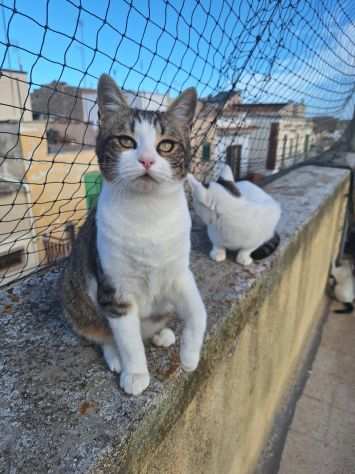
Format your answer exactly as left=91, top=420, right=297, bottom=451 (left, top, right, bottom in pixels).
left=139, top=158, right=155, bottom=170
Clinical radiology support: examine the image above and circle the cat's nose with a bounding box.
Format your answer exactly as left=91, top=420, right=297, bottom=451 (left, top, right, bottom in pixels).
left=139, top=157, right=155, bottom=170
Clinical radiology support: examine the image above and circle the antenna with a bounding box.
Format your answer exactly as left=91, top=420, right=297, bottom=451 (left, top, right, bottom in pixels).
left=78, top=19, right=87, bottom=88
left=1, top=8, right=22, bottom=121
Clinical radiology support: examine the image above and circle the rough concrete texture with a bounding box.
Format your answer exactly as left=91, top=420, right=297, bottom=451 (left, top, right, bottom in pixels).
left=0, top=165, right=350, bottom=474
left=279, top=304, right=355, bottom=474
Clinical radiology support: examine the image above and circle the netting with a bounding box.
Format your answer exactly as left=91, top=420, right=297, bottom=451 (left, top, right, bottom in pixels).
left=0, top=0, right=354, bottom=286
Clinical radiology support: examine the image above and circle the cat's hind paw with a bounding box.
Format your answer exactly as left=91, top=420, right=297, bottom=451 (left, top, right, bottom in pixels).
left=236, top=251, right=253, bottom=266
left=120, top=371, right=150, bottom=396
left=210, top=247, right=226, bottom=262
left=152, top=328, right=176, bottom=348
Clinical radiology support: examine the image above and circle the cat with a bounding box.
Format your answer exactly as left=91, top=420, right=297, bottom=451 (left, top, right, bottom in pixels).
left=188, top=164, right=281, bottom=265
left=62, top=74, right=207, bottom=396
left=329, top=257, right=354, bottom=314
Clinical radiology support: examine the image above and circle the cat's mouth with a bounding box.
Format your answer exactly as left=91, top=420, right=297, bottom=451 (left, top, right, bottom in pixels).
left=136, top=173, right=159, bottom=183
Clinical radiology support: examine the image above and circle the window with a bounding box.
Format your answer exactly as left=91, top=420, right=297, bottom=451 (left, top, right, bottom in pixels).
left=281, top=135, right=288, bottom=166
left=202, top=142, right=211, bottom=161
left=84, top=171, right=103, bottom=210
left=304, top=134, right=310, bottom=156
left=226, top=145, right=242, bottom=178
left=0, top=248, right=25, bottom=271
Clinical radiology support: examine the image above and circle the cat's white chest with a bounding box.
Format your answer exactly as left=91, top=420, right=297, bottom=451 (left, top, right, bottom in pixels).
left=96, top=184, right=191, bottom=315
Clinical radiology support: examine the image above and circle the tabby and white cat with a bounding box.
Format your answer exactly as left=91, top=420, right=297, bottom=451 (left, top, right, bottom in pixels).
left=188, top=164, right=281, bottom=265
left=62, top=74, right=207, bottom=396
left=329, top=257, right=354, bottom=314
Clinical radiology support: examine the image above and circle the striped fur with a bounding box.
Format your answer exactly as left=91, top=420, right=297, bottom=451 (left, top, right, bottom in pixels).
left=216, top=177, right=241, bottom=197
left=334, top=302, right=354, bottom=314
left=251, top=232, right=280, bottom=260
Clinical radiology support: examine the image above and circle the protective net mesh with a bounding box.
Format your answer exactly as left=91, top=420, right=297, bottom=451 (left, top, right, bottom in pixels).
left=0, top=0, right=354, bottom=285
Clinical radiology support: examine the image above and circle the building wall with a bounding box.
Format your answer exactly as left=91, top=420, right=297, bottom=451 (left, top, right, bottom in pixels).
left=46, top=121, right=97, bottom=148
left=198, top=103, right=316, bottom=178
left=190, top=101, right=220, bottom=180
left=213, top=132, right=250, bottom=178
left=0, top=183, right=39, bottom=286
left=243, top=117, right=273, bottom=174
left=81, top=90, right=98, bottom=124
left=0, top=70, right=32, bottom=122
left=0, top=122, right=27, bottom=180
left=19, top=121, right=99, bottom=263
left=125, top=91, right=172, bottom=111
left=31, top=82, right=85, bottom=122
left=276, top=118, right=314, bottom=170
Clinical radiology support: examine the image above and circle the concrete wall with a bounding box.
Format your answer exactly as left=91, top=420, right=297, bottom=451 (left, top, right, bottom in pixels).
left=0, top=164, right=349, bottom=473
left=141, top=177, right=346, bottom=474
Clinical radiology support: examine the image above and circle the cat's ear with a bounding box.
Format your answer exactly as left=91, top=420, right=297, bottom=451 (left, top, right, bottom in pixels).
left=167, top=88, right=197, bottom=126
left=97, top=74, right=129, bottom=120
left=187, top=174, right=213, bottom=208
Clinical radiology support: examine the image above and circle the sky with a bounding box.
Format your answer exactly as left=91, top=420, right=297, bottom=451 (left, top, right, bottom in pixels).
left=0, top=0, right=354, bottom=117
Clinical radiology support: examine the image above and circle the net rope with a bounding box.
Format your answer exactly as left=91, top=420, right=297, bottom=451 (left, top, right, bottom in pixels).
left=0, top=0, right=354, bottom=284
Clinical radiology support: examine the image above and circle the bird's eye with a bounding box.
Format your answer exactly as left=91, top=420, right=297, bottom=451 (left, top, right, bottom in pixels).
left=157, top=140, right=176, bottom=154
left=115, top=135, right=137, bottom=149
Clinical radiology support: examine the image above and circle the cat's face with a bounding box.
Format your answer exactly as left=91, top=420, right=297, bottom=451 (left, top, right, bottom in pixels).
left=96, top=74, right=197, bottom=193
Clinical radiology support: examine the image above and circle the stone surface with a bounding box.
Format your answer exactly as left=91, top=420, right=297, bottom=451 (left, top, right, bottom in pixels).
left=0, top=166, right=350, bottom=473
left=279, top=305, right=355, bottom=473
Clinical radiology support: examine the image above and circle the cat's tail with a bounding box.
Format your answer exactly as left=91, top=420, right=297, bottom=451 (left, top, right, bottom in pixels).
left=251, top=232, right=280, bottom=260
left=334, top=302, right=354, bottom=314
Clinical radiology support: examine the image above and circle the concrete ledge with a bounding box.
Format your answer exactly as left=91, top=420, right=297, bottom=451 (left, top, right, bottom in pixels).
left=0, top=165, right=350, bottom=473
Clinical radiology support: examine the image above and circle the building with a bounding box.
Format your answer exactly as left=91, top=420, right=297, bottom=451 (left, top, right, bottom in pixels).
left=19, top=120, right=100, bottom=264
left=192, top=97, right=315, bottom=181
left=0, top=69, right=32, bottom=122
left=31, top=82, right=98, bottom=148
left=125, top=91, right=172, bottom=110
left=30, top=83, right=174, bottom=150
left=0, top=121, right=38, bottom=286
left=220, top=102, right=315, bottom=176
left=190, top=90, right=241, bottom=180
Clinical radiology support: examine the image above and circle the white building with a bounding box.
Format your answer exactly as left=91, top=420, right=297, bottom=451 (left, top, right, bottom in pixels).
left=212, top=102, right=314, bottom=178
left=124, top=91, right=172, bottom=111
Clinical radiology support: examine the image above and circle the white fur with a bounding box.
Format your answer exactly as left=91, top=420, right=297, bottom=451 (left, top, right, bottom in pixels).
left=152, top=328, right=176, bottom=347
left=188, top=165, right=281, bottom=265
left=102, top=342, right=121, bottom=373
left=115, top=119, right=176, bottom=194
left=96, top=120, right=207, bottom=395
left=330, top=258, right=355, bottom=303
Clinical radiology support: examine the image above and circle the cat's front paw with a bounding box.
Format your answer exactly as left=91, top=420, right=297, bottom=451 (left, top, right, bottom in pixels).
left=102, top=343, right=121, bottom=373
left=236, top=251, right=253, bottom=266
left=120, top=371, right=150, bottom=396
left=210, top=247, right=226, bottom=262
left=180, top=349, right=200, bottom=372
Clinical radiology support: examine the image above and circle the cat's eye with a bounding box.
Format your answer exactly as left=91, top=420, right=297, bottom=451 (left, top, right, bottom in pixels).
left=157, top=140, right=176, bottom=154
left=116, top=135, right=137, bottom=149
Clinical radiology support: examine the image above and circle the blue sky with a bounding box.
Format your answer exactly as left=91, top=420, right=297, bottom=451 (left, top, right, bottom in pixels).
left=1, top=0, right=354, bottom=117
